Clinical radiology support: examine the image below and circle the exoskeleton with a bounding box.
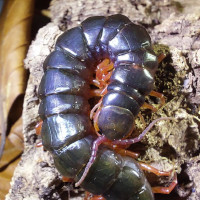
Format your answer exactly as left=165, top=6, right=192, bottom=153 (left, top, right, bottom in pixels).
left=38, top=14, right=176, bottom=200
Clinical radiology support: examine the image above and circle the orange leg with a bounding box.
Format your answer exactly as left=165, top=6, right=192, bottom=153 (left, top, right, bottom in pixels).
left=90, top=99, right=103, bottom=120
left=89, top=196, right=105, bottom=200
left=95, top=59, right=114, bottom=88
left=149, top=90, right=165, bottom=107
left=152, top=173, right=177, bottom=194
left=91, top=97, right=103, bottom=136
left=101, top=71, right=113, bottom=82
left=90, top=89, right=103, bottom=97
left=96, top=64, right=112, bottom=80
left=96, top=59, right=113, bottom=78
left=85, top=192, right=105, bottom=200
left=91, top=79, right=101, bottom=88
left=35, top=120, right=43, bottom=147
left=108, top=145, right=139, bottom=159
left=35, top=120, right=43, bottom=135
left=139, top=162, right=172, bottom=177
left=90, top=58, right=113, bottom=133
left=62, top=176, right=74, bottom=182
left=138, top=162, right=177, bottom=194
left=90, top=85, right=108, bottom=98
left=141, top=102, right=157, bottom=112
left=138, top=113, right=146, bottom=129
left=93, top=108, right=102, bottom=136
left=84, top=191, right=90, bottom=200
left=158, top=53, right=166, bottom=64
left=36, top=141, right=43, bottom=147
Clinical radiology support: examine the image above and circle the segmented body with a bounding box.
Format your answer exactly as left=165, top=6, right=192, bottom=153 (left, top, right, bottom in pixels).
left=38, top=14, right=158, bottom=200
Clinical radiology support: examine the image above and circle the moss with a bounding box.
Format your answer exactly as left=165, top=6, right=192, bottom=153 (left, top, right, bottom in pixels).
left=171, top=1, right=184, bottom=13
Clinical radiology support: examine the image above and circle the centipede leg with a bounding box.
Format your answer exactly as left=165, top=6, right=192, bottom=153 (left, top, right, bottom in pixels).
left=75, top=135, right=110, bottom=187
left=85, top=192, right=105, bottom=200
left=91, top=98, right=103, bottom=135
left=89, top=196, right=105, bottom=200
left=62, top=176, right=74, bottom=182
left=158, top=53, right=166, bottom=64
left=96, top=59, right=113, bottom=79
left=35, top=120, right=43, bottom=147
left=141, top=102, right=157, bottom=112
left=149, top=90, right=165, bottom=107
left=84, top=191, right=90, bottom=200
left=138, top=113, right=146, bottom=129
left=109, top=145, right=140, bottom=159
left=152, top=173, right=178, bottom=194
left=35, top=120, right=43, bottom=136
left=139, top=162, right=173, bottom=177
left=101, top=71, right=112, bottom=83
left=90, top=99, right=103, bottom=120
left=93, top=108, right=101, bottom=135
left=95, top=59, right=114, bottom=88
left=36, top=141, right=43, bottom=147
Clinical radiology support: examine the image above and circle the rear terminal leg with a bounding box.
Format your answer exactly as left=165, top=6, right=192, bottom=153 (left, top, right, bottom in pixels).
left=152, top=173, right=178, bottom=194
left=139, top=162, right=173, bottom=177
left=139, top=162, right=177, bottom=194
left=75, top=135, right=110, bottom=187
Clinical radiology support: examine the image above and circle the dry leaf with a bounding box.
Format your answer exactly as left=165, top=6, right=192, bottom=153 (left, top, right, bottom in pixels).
left=8, top=117, right=23, bottom=151
left=0, top=0, right=35, bottom=158
left=0, top=157, right=21, bottom=200
left=0, top=118, right=23, bottom=199
left=0, top=138, right=22, bottom=169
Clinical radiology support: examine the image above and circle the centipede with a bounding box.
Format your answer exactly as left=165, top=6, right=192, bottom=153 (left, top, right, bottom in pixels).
left=37, top=14, right=177, bottom=200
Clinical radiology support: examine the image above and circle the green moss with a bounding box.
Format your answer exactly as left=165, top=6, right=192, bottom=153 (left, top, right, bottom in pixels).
left=171, top=1, right=184, bottom=12
left=153, top=44, right=170, bottom=57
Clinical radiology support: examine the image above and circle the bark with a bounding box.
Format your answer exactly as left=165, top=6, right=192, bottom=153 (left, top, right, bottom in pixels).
left=6, top=0, right=200, bottom=199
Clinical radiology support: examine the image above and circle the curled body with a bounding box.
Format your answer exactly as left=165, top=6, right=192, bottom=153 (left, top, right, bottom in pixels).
left=38, top=14, right=159, bottom=200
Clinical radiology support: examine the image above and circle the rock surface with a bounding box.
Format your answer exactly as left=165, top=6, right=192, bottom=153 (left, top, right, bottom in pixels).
left=6, top=0, right=200, bottom=199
